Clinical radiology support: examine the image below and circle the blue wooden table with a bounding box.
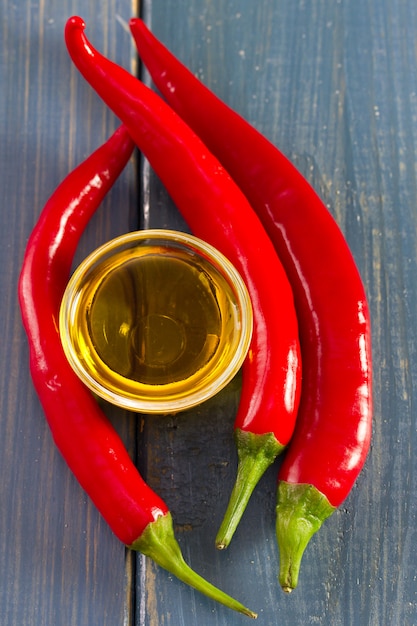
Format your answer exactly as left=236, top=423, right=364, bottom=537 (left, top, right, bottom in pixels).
left=1, top=1, right=416, bottom=624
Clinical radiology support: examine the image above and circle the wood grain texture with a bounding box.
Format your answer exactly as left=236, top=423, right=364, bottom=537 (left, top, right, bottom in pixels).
left=138, top=1, right=417, bottom=625
left=0, top=2, right=139, bottom=625
left=1, top=0, right=417, bottom=625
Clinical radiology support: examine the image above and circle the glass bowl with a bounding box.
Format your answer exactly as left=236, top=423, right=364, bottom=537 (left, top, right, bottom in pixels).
left=59, top=229, right=253, bottom=414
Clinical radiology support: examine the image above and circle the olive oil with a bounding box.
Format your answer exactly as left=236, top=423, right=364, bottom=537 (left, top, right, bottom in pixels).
left=60, top=232, right=253, bottom=413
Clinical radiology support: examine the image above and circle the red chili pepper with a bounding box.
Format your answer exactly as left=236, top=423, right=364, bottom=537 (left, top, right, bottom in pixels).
left=18, top=126, right=256, bottom=618
left=64, top=16, right=302, bottom=551
left=129, top=18, right=373, bottom=591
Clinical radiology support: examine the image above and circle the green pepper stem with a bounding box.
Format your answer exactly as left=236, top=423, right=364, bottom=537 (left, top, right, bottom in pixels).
left=129, top=511, right=257, bottom=619
left=216, top=429, right=285, bottom=549
left=275, top=481, right=335, bottom=593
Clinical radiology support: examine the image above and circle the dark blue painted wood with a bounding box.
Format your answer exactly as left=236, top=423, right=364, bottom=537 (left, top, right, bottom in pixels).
left=0, top=3, right=138, bottom=625
left=1, top=0, right=416, bottom=625
left=138, top=1, right=417, bottom=625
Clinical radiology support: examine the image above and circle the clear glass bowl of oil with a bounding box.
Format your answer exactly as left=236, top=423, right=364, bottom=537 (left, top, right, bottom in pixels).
left=59, top=229, right=253, bottom=414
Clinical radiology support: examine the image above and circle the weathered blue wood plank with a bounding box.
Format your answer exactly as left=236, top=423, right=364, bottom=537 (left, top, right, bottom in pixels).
left=137, top=1, right=417, bottom=624
left=0, top=2, right=138, bottom=625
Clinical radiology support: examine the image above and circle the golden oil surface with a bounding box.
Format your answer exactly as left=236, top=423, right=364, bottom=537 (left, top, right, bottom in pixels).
left=65, top=244, right=241, bottom=403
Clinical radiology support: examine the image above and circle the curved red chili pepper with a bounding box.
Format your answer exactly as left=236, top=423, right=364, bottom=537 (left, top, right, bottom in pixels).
left=65, top=16, right=302, bottom=550
left=18, top=127, right=157, bottom=541
left=129, top=18, right=372, bottom=591
left=18, top=126, right=256, bottom=618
